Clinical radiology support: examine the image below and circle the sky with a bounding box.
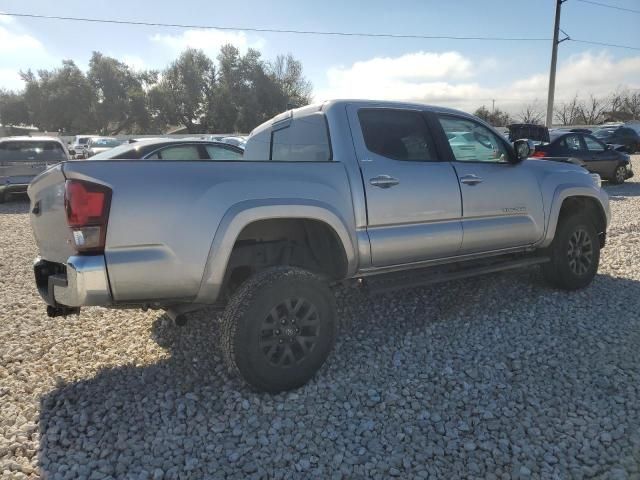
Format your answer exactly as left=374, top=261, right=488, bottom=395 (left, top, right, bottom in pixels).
left=0, top=0, right=639, bottom=114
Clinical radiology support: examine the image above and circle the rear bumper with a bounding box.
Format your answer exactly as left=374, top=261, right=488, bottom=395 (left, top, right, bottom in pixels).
left=0, top=182, right=32, bottom=196
left=34, top=255, right=112, bottom=307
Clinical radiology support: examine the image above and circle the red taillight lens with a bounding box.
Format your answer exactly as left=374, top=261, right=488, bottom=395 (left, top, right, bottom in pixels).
left=531, top=150, right=546, bottom=158
left=64, top=180, right=111, bottom=253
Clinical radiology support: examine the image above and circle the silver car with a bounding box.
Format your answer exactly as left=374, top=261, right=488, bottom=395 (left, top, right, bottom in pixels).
left=0, top=136, right=69, bottom=202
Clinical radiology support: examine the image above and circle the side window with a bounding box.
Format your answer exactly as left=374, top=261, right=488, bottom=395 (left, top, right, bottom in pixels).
left=270, top=112, right=331, bottom=162
left=205, top=145, right=243, bottom=160
left=437, top=115, right=510, bottom=163
left=147, top=145, right=201, bottom=160
left=583, top=135, right=605, bottom=152
left=358, top=109, right=435, bottom=161
left=559, top=134, right=583, bottom=152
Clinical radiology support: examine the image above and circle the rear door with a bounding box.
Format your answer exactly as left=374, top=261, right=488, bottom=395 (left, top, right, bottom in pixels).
left=347, top=106, right=463, bottom=267
left=432, top=113, right=545, bottom=254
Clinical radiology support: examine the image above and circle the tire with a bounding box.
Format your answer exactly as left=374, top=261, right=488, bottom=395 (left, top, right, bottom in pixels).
left=542, top=213, right=600, bottom=290
left=610, top=165, right=627, bottom=184
left=220, top=266, right=337, bottom=393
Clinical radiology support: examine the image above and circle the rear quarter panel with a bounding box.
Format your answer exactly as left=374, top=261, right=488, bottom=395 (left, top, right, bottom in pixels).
left=62, top=160, right=357, bottom=303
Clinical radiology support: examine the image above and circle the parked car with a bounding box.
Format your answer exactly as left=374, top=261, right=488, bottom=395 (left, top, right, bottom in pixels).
left=70, top=135, right=98, bottom=159
left=0, top=136, right=69, bottom=202
left=88, top=138, right=244, bottom=160
left=593, top=126, right=640, bottom=154
left=29, top=100, right=610, bottom=392
left=532, top=132, right=634, bottom=183
left=83, top=137, right=123, bottom=158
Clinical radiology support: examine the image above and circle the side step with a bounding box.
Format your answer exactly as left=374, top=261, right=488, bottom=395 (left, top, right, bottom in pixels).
left=363, top=256, right=550, bottom=294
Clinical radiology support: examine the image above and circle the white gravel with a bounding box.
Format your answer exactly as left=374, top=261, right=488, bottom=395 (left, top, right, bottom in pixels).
left=1, top=157, right=640, bottom=479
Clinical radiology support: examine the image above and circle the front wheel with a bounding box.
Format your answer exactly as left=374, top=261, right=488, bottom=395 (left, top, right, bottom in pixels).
left=542, top=214, right=600, bottom=290
left=610, top=165, right=627, bottom=184
left=220, top=267, right=337, bottom=392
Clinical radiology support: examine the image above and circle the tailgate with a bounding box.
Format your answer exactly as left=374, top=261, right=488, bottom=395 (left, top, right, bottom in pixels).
left=28, top=164, right=76, bottom=263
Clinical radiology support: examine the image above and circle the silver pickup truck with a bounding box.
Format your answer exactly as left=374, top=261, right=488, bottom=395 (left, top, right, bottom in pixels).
left=29, top=100, right=610, bottom=392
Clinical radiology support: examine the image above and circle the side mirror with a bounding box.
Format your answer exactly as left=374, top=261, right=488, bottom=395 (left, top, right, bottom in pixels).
left=513, top=139, right=531, bottom=162
left=68, top=149, right=76, bottom=156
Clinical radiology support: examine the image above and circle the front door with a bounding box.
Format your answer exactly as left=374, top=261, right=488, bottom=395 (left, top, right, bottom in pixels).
left=582, top=134, right=620, bottom=178
left=347, top=105, right=463, bottom=267
left=432, top=113, right=545, bottom=255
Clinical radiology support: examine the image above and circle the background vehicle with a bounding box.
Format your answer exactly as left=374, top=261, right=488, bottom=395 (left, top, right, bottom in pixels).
left=70, top=135, right=98, bottom=159
left=89, top=138, right=244, bottom=160
left=0, top=136, right=69, bottom=202
left=592, top=125, right=640, bottom=154
left=532, top=131, right=634, bottom=183
left=29, top=100, right=609, bottom=392
left=83, top=137, right=123, bottom=158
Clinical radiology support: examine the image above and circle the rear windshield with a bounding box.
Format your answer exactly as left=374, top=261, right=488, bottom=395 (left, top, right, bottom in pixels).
left=91, top=138, right=121, bottom=147
left=89, top=143, right=138, bottom=159
left=0, top=141, right=67, bottom=162
left=77, top=137, right=90, bottom=144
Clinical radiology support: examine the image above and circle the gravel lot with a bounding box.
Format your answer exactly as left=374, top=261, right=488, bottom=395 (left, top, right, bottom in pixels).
left=1, top=157, right=640, bottom=479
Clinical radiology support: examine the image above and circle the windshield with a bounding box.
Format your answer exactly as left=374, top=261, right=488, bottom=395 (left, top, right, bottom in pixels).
left=91, top=138, right=121, bottom=147
left=594, top=129, right=614, bottom=138
left=77, top=137, right=90, bottom=144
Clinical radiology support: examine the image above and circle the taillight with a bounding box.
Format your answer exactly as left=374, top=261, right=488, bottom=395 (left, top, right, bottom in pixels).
left=64, top=180, right=111, bottom=254
left=531, top=150, right=546, bottom=158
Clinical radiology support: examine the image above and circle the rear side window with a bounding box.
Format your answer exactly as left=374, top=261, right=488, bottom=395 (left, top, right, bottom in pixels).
left=358, top=109, right=435, bottom=161
left=206, top=145, right=243, bottom=160
left=270, top=112, right=331, bottom=162
left=0, top=141, right=66, bottom=162
left=147, top=145, right=202, bottom=160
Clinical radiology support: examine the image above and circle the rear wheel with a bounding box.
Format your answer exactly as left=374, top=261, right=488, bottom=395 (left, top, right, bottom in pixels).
left=542, top=214, right=600, bottom=290
left=610, top=165, right=627, bottom=184
left=220, top=266, right=337, bottom=392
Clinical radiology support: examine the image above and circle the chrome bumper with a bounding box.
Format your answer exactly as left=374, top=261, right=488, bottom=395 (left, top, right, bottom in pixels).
left=34, top=255, right=112, bottom=307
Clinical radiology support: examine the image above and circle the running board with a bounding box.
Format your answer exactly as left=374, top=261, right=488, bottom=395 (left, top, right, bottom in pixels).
left=363, top=256, right=550, bottom=294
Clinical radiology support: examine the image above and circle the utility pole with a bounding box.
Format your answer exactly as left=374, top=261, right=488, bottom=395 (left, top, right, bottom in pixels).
left=492, top=99, right=495, bottom=113
left=546, top=0, right=568, bottom=127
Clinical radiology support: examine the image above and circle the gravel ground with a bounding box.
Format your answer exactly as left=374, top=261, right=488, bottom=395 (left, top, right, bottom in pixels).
left=1, top=157, right=640, bottom=479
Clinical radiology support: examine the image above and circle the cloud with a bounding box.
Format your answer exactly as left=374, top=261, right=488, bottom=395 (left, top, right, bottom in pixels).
left=150, top=29, right=265, bottom=58
left=0, top=22, right=57, bottom=90
left=317, top=50, right=640, bottom=113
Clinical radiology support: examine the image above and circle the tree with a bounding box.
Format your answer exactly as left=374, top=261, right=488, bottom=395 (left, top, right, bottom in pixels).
left=269, top=54, right=312, bottom=109
left=518, top=101, right=544, bottom=125
left=577, top=94, right=608, bottom=124
left=20, top=60, right=95, bottom=133
left=554, top=95, right=581, bottom=125
left=149, top=48, right=216, bottom=133
left=0, top=89, right=30, bottom=126
left=473, top=105, right=512, bottom=126
left=87, top=52, right=157, bottom=134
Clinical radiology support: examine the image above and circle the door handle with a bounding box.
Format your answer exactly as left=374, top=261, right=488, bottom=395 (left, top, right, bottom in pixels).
left=460, top=174, right=483, bottom=185
left=369, top=175, right=400, bottom=188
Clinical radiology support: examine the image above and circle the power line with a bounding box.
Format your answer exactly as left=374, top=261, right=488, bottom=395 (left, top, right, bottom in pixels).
left=574, top=0, right=640, bottom=14
left=571, top=38, right=640, bottom=51
left=0, top=12, right=552, bottom=41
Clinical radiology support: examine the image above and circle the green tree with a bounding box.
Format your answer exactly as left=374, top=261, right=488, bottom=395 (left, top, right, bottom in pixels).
left=149, top=48, right=216, bottom=133
left=88, top=52, right=157, bottom=134
left=0, top=89, right=30, bottom=126
left=21, top=60, right=95, bottom=133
